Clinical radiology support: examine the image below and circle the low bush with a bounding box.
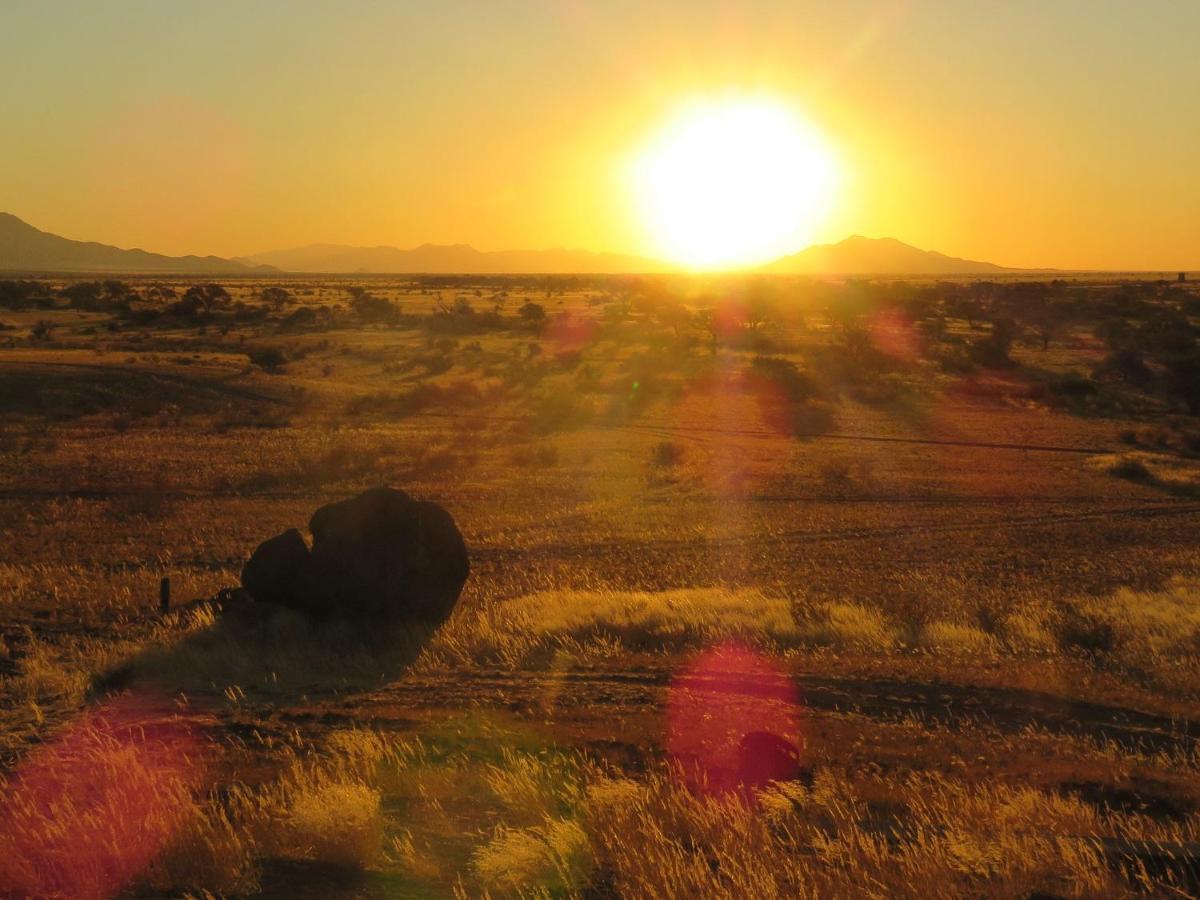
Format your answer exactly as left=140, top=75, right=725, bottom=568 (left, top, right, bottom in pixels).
left=651, top=441, right=684, bottom=467
left=247, top=345, right=287, bottom=374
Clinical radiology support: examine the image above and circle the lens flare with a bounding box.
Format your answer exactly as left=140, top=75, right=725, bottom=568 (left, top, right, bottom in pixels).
left=0, top=694, right=203, bottom=898
left=666, top=642, right=805, bottom=795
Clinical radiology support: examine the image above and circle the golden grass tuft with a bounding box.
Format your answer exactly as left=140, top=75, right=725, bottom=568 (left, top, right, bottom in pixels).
left=280, top=777, right=383, bottom=868
left=425, top=587, right=802, bottom=668
left=1092, top=450, right=1200, bottom=495
left=919, top=620, right=997, bottom=657
left=473, top=817, right=593, bottom=896
left=420, top=581, right=1200, bottom=697
left=794, top=600, right=901, bottom=652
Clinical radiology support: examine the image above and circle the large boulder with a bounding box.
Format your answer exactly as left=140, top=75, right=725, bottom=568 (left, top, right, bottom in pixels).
left=239, top=487, right=469, bottom=629
left=241, top=528, right=310, bottom=608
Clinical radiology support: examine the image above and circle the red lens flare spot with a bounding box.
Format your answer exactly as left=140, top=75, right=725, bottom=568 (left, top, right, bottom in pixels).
left=710, top=297, right=748, bottom=338
left=741, top=370, right=800, bottom=436
left=868, top=306, right=922, bottom=362
left=669, top=372, right=763, bottom=498
left=0, top=694, right=204, bottom=899
left=543, top=312, right=597, bottom=353
left=666, top=642, right=805, bottom=796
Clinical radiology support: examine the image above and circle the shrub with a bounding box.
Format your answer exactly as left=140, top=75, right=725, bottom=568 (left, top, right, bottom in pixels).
left=1047, top=371, right=1098, bottom=399
left=346, top=384, right=444, bottom=419
left=747, top=357, right=836, bottom=436
left=247, top=346, right=287, bottom=374
left=968, top=317, right=1019, bottom=367
left=1107, top=455, right=1152, bottom=481
left=1093, top=451, right=1200, bottom=496
left=748, top=356, right=822, bottom=403
left=1093, top=349, right=1154, bottom=389
left=849, top=372, right=910, bottom=406
left=0, top=280, right=48, bottom=310
left=789, top=400, right=837, bottom=436
left=1165, top=353, right=1200, bottom=414
left=651, top=441, right=684, bottom=467
left=531, top=391, right=591, bottom=433
left=261, top=286, right=293, bottom=307
left=519, top=301, right=546, bottom=327
left=350, top=293, right=401, bottom=324
left=1056, top=606, right=1119, bottom=658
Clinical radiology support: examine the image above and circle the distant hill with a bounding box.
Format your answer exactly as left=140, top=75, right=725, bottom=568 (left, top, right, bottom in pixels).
left=763, top=235, right=1012, bottom=275
left=0, top=212, right=1025, bottom=276
left=0, top=213, right=276, bottom=274
left=238, top=243, right=672, bottom=274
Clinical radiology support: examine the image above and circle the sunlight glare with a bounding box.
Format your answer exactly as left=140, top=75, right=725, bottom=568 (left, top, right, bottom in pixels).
left=630, top=95, right=840, bottom=269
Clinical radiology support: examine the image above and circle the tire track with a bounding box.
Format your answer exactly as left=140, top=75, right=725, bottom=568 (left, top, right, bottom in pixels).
left=308, top=667, right=1200, bottom=755
left=471, top=501, right=1200, bottom=560
left=406, top=409, right=1117, bottom=455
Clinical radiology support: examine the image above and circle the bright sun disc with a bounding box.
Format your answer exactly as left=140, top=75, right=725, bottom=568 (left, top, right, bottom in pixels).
left=631, top=96, right=840, bottom=269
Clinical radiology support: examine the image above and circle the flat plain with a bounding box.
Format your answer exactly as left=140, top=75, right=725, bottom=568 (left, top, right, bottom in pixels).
left=2, top=274, right=1199, bottom=897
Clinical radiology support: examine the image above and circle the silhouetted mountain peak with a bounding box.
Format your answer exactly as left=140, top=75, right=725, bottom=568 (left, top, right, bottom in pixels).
left=764, top=235, right=1010, bottom=275
left=0, top=212, right=276, bottom=274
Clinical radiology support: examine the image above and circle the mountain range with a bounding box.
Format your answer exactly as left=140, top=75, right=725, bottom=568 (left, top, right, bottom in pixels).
left=0, top=213, right=275, bottom=275
left=1, top=211, right=1018, bottom=276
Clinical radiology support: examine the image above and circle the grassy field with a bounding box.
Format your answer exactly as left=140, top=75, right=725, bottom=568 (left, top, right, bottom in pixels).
left=1, top=273, right=1199, bottom=897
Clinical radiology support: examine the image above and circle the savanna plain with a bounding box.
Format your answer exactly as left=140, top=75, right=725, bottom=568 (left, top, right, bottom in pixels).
left=2, top=273, right=1200, bottom=898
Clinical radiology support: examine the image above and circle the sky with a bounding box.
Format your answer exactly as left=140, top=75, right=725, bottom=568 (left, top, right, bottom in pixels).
left=1, top=0, right=1197, bottom=269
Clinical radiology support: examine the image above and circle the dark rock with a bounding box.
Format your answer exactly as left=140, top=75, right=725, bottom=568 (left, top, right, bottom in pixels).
left=296, top=487, right=468, bottom=626
left=238, top=488, right=469, bottom=631
left=736, top=731, right=810, bottom=789
left=241, top=528, right=310, bottom=608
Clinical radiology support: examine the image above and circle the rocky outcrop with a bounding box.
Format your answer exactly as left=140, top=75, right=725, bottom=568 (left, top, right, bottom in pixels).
left=240, top=487, right=469, bottom=629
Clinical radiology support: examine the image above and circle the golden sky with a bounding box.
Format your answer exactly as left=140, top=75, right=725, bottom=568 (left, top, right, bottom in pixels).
left=1, top=1, right=1196, bottom=269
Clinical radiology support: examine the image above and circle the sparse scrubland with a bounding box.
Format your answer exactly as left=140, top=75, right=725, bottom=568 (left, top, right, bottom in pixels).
left=2, top=273, right=1200, bottom=896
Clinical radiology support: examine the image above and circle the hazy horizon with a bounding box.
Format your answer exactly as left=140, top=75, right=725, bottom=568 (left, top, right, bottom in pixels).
left=5, top=208, right=1200, bottom=274
left=2, top=1, right=1198, bottom=270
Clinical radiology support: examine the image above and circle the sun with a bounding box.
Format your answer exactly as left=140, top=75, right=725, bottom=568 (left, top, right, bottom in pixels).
left=629, top=95, right=840, bottom=270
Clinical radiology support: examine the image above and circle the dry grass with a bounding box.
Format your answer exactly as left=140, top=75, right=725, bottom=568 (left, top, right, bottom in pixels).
left=426, top=588, right=800, bottom=666
left=421, top=581, right=1200, bottom=698
left=1094, top=450, right=1200, bottom=496
left=3, top=276, right=1200, bottom=896
left=6, top=721, right=1191, bottom=898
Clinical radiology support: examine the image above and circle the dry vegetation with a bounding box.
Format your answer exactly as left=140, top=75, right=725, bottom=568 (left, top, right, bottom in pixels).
left=1, top=272, right=1199, bottom=896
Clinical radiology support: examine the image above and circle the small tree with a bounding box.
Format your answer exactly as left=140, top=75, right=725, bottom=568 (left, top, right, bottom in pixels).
left=247, top=345, right=287, bottom=374
left=61, top=282, right=104, bottom=311
left=970, top=316, right=1019, bottom=367
left=182, top=284, right=231, bottom=313
left=102, top=279, right=129, bottom=299
left=351, top=292, right=401, bottom=324
left=654, top=301, right=693, bottom=341
left=0, top=280, right=48, bottom=310
left=519, top=301, right=546, bottom=327
left=261, top=286, right=293, bottom=309
left=1027, top=299, right=1071, bottom=351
